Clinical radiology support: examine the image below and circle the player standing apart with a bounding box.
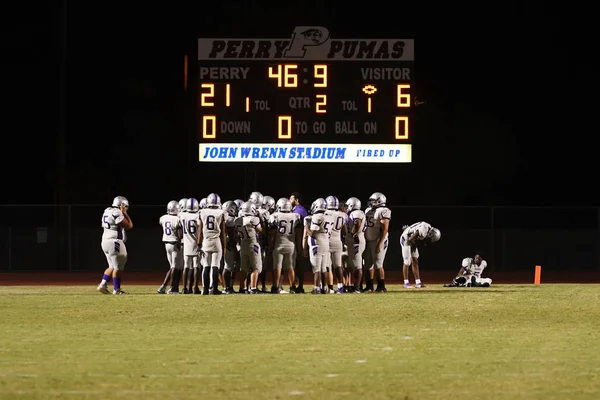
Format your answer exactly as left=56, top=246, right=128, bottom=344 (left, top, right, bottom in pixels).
left=325, top=196, right=348, bottom=294
left=97, top=196, right=133, bottom=295
left=179, top=198, right=201, bottom=294
left=235, top=202, right=263, bottom=294
left=344, top=197, right=366, bottom=293
left=158, top=200, right=182, bottom=294
left=268, top=198, right=302, bottom=294
left=198, top=193, right=227, bottom=295
left=363, top=192, right=391, bottom=292
left=400, top=221, right=441, bottom=288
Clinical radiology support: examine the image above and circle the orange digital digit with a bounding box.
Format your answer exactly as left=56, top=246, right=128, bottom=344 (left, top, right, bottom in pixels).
left=225, top=83, right=230, bottom=107
left=395, top=116, right=409, bottom=139
left=268, top=65, right=283, bottom=87
left=314, top=65, right=327, bottom=87
left=203, top=115, right=217, bottom=139
left=278, top=116, right=292, bottom=139
left=397, top=84, right=411, bottom=107
left=245, top=97, right=250, bottom=112
left=200, top=83, right=215, bottom=106
left=315, top=95, right=327, bottom=113
left=284, top=65, right=298, bottom=87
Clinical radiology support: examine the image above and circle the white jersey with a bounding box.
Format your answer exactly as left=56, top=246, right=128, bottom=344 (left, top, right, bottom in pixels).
left=346, top=209, right=366, bottom=245
left=325, top=210, right=347, bottom=251
left=101, top=207, right=126, bottom=242
left=365, top=206, right=391, bottom=241
left=159, top=214, right=181, bottom=243
left=235, top=216, right=261, bottom=247
left=462, top=258, right=488, bottom=277
left=200, top=208, right=226, bottom=240
left=400, top=221, right=433, bottom=246
left=269, top=211, right=301, bottom=248
left=308, top=213, right=332, bottom=244
left=179, top=211, right=200, bottom=250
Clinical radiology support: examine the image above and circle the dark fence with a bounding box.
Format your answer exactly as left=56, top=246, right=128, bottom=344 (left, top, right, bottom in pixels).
left=1, top=205, right=598, bottom=273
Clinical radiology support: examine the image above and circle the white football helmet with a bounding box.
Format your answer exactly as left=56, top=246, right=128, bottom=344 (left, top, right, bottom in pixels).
left=234, top=199, right=244, bottom=208
left=166, top=200, right=179, bottom=215
left=206, top=193, right=221, bottom=208
left=248, top=191, right=264, bottom=206
left=178, top=198, right=188, bottom=213
left=276, top=198, right=292, bottom=212
left=112, top=196, right=129, bottom=209
left=262, top=196, right=275, bottom=213
left=430, top=228, right=441, bottom=243
left=368, top=192, right=386, bottom=208
left=325, top=195, right=340, bottom=210
left=345, top=197, right=361, bottom=212
left=310, top=198, right=326, bottom=214
left=199, top=198, right=208, bottom=209
left=240, top=201, right=256, bottom=217
left=222, top=200, right=238, bottom=217
left=186, top=197, right=200, bottom=212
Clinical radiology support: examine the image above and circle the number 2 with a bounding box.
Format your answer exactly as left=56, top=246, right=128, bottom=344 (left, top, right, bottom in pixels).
left=103, top=215, right=110, bottom=229
left=201, top=83, right=214, bottom=106
left=316, top=94, right=327, bottom=113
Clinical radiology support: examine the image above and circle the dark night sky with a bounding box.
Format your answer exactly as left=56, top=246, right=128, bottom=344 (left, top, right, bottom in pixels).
left=5, top=2, right=596, bottom=207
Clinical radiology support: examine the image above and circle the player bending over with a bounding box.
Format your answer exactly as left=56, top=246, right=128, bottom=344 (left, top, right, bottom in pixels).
left=400, top=221, right=441, bottom=288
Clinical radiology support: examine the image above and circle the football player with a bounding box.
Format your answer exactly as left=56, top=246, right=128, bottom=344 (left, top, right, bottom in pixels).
left=399, top=221, right=441, bottom=288
left=290, top=192, right=308, bottom=293
left=304, top=198, right=333, bottom=294
left=445, top=253, right=492, bottom=287
left=235, top=202, right=263, bottom=294
left=325, top=196, right=348, bottom=294
left=364, top=192, right=391, bottom=292
left=248, top=191, right=270, bottom=292
left=180, top=198, right=201, bottom=294
left=158, top=200, right=182, bottom=294
left=221, top=200, right=240, bottom=294
left=345, top=197, right=366, bottom=293
left=198, top=193, right=226, bottom=295
left=268, top=198, right=302, bottom=294
left=97, top=196, right=133, bottom=295
left=177, top=198, right=190, bottom=288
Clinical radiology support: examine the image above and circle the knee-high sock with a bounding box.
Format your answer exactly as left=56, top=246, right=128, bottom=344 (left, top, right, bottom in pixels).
left=202, top=266, right=211, bottom=291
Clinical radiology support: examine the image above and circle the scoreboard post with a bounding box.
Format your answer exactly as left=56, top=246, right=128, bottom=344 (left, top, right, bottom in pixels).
left=196, top=26, right=414, bottom=163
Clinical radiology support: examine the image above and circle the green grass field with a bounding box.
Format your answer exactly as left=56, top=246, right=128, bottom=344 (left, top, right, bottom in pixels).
left=1, top=284, right=599, bottom=399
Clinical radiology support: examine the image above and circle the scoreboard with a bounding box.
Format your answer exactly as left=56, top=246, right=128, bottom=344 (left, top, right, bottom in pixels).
left=197, top=26, right=414, bottom=163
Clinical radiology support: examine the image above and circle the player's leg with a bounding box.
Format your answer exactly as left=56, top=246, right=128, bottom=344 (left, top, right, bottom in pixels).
left=111, top=241, right=127, bottom=294
left=331, top=251, right=344, bottom=294
left=374, top=237, right=389, bottom=292
left=158, top=244, right=173, bottom=294
left=249, top=249, right=263, bottom=294
left=97, top=241, right=115, bottom=293
left=168, top=246, right=182, bottom=294
left=309, top=252, right=321, bottom=294
left=476, top=277, right=492, bottom=287
left=284, top=251, right=296, bottom=293
left=182, top=256, right=192, bottom=294
left=201, top=252, right=212, bottom=295
left=210, top=248, right=223, bottom=294
left=401, top=244, right=413, bottom=288
left=411, top=248, right=424, bottom=288
left=272, top=249, right=283, bottom=293
left=191, top=255, right=201, bottom=294
left=222, top=249, right=235, bottom=294
left=294, top=252, right=306, bottom=293
left=239, top=252, right=249, bottom=293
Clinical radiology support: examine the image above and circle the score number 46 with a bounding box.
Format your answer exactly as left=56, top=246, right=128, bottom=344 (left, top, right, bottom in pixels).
left=268, top=64, right=327, bottom=87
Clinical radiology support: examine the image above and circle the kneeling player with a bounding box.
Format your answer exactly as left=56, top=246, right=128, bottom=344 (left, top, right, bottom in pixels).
left=444, top=253, right=492, bottom=287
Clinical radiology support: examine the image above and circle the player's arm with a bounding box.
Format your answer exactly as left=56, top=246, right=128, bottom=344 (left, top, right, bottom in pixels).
left=294, top=223, right=303, bottom=252
left=220, top=219, right=226, bottom=257
left=302, top=225, right=310, bottom=254
left=341, top=219, right=348, bottom=236
left=118, top=206, right=133, bottom=230
left=197, top=219, right=204, bottom=246
left=351, top=218, right=361, bottom=236
left=377, top=218, right=390, bottom=250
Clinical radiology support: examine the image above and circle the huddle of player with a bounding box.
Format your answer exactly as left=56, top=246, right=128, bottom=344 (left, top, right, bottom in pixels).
left=155, top=191, right=415, bottom=295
